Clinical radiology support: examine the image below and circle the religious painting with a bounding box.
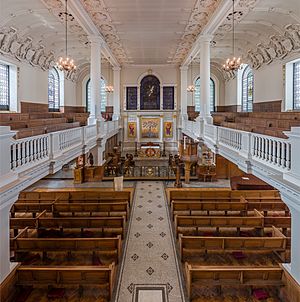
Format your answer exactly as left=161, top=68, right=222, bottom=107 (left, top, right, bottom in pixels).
left=163, top=86, right=175, bottom=110
left=126, top=87, right=138, bottom=110
left=141, top=117, right=160, bottom=138
left=164, top=121, right=173, bottom=138
left=128, top=122, right=137, bottom=138
left=140, top=75, right=160, bottom=110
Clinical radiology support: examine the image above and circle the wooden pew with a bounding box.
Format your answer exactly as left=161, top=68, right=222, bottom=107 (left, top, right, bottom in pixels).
left=11, top=202, right=129, bottom=220
left=175, top=210, right=264, bottom=237
left=171, top=200, right=248, bottom=219
left=179, top=226, right=288, bottom=261
left=11, top=230, right=122, bottom=263
left=16, top=264, right=115, bottom=300
left=185, top=263, right=283, bottom=300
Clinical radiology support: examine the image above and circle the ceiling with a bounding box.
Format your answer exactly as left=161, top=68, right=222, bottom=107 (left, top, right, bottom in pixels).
left=1, top=0, right=300, bottom=73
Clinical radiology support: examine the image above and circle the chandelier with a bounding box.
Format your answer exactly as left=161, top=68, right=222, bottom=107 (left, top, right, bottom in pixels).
left=223, top=0, right=242, bottom=71
left=187, top=56, right=195, bottom=93
left=105, top=59, right=114, bottom=93
left=56, top=0, right=76, bottom=72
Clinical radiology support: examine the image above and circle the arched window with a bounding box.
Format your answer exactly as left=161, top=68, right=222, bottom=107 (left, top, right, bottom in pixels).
left=293, top=61, right=300, bottom=109
left=140, top=75, right=160, bottom=110
left=194, top=77, right=215, bottom=112
left=0, top=63, right=10, bottom=110
left=242, top=66, right=254, bottom=112
left=48, top=67, right=60, bottom=112
left=86, top=78, right=107, bottom=112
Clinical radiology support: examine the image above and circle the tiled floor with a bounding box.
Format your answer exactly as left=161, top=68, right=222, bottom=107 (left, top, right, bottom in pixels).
left=114, top=181, right=186, bottom=302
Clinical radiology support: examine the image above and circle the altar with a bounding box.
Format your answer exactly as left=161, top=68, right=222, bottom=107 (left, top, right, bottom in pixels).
left=134, top=157, right=170, bottom=177
left=138, top=142, right=161, bottom=158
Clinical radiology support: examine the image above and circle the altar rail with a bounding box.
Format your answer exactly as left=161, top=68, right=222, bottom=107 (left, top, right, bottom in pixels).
left=1, top=120, right=120, bottom=187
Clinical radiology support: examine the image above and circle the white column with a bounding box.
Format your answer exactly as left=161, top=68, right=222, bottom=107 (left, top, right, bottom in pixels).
left=113, top=67, right=121, bottom=120
left=180, top=66, right=188, bottom=120
left=199, top=35, right=213, bottom=123
left=89, top=36, right=102, bottom=122
left=281, top=192, right=300, bottom=285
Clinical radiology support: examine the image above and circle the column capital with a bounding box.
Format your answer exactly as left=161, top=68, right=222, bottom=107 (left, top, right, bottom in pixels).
left=113, top=66, right=121, bottom=72
left=197, top=34, right=214, bottom=44
left=88, top=35, right=104, bottom=46
left=180, top=66, right=188, bottom=72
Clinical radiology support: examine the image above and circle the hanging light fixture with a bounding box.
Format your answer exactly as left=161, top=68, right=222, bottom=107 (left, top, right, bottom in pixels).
left=56, top=0, right=76, bottom=72
left=105, top=59, right=114, bottom=93
left=223, top=0, right=242, bottom=71
left=187, top=57, right=195, bottom=107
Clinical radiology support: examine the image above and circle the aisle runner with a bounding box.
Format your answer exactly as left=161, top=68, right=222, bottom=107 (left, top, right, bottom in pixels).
left=115, top=181, right=185, bottom=302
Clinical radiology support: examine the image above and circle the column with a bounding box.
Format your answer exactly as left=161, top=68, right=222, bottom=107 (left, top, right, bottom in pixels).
left=281, top=193, right=300, bottom=285
left=180, top=66, right=188, bottom=120
left=113, top=67, right=121, bottom=120
left=89, top=36, right=102, bottom=122
left=199, top=35, right=213, bottom=123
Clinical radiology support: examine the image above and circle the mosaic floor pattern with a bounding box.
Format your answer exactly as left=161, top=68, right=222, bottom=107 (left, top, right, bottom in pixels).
left=115, top=181, right=185, bottom=302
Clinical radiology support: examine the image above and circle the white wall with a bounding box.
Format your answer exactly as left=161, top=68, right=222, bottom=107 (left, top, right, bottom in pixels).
left=224, top=77, right=238, bottom=106
left=254, top=63, right=284, bottom=103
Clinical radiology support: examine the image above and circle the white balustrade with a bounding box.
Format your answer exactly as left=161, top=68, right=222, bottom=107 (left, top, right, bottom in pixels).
left=204, top=123, right=216, bottom=140
left=85, top=124, right=97, bottom=141
left=218, top=127, right=242, bottom=151
left=10, top=134, right=49, bottom=171
left=251, top=133, right=291, bottom=170
left=59, top=127, right=83, bottom=151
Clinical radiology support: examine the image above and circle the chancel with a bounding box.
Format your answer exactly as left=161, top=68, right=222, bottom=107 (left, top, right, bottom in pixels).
left=1, top=0, right=300, bottom=301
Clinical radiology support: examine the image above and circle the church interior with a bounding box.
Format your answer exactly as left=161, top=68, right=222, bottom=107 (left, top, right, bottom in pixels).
left=1, top=0, right=300, bottom=301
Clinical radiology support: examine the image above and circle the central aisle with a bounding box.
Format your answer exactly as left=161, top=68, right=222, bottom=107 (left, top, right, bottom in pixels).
left=115, top=181, right=185, bottom=302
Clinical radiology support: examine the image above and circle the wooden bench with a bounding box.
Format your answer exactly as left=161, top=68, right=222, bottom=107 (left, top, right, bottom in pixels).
left=179, top=226, right=288, bottom=261
left=185, top=263, right=283, bottom=299
left=10, top=214, right=126, bottom=238
left=11, top=202, right=129, bottom=220
left=175, top=210, right=264, bottom=237
left=11, top=228, right=122, bottom=263
left=171, top=200, right=248, bottom=219
left=16, top=264, right=115, bottom=300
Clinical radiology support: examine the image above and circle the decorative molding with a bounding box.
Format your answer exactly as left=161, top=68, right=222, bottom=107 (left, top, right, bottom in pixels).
left=246, top=24, right=300, bottom=70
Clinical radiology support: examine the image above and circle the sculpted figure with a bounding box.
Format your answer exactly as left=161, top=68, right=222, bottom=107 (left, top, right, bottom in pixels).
left=31, top=45, right=45, bottom=66
left=257, top=43, right=272, bottom=64
left=270, top=35, right=288, bottom=58
left=25, top=47, right=35, bottom=62
left=285, top=24, right=300, bottom=50
left=0, top=27, right=17, bottom=53
left=247, top=50, right=260, bottom=69
left=10, top=40, right=22, bottom=56
left=16, top=37, right=33, bottom=60
left=43, top=51, right=55, bottom=70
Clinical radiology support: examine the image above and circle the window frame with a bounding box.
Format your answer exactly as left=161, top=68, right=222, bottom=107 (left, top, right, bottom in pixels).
left=0, top=63, right=10, bottom=111
left=48, top=67, right=60, bottom=112
left=293, top=61, right=300, bottom=110
left=194, top=77, right=216, bottom=112
left=86, top=78, right=107, bottom=113
left=241, top=66, right=254, bottom=112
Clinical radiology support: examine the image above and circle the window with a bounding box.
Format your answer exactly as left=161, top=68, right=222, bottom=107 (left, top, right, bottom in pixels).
left=194, top=77, right=215, bottom=112
left=86, top=78, right=107, bottom=112
left=293, top=61, right=300, bottom=109
left=0, top=63, right=10, bottom=110
left=242, top=66, right=254, bottom=112
left=48, top=67, right=60, bottom=112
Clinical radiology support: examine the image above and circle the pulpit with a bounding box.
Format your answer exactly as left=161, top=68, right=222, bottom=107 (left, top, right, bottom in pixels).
left=179, top=137, right=198, bottom=184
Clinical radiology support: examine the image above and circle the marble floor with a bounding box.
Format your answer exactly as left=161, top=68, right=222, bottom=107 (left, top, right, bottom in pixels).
left=114, top=181, right=186, bottom=302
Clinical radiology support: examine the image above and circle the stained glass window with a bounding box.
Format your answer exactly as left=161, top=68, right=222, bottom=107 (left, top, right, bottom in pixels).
left=48, top=68, right=60, bottom=112
left=194, top=77, right=215, bottom=112
left=0, top=63, right=10, bottom=110
left=293, top=61, right=300, bottom=110
left=86, top=78, right=107, bottom=113
left=242, top=66, right=254, bottom=112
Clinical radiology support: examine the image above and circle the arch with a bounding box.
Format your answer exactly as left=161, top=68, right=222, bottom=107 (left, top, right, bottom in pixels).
left=194, top=77, right=216, bottom=112
left=241, top=65, right=254, bottom=112
left=140, top=75, right=160, bottom=110
left=48, top=67, right=60, bottom=112
left=86, top=77, right=107, bottom=113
